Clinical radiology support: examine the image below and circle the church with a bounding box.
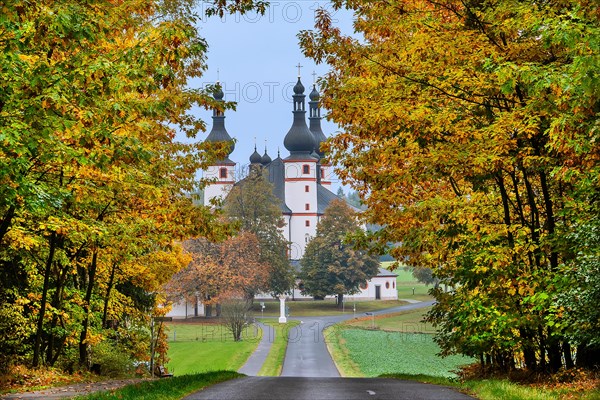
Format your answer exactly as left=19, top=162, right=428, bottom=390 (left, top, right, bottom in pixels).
left=167, top=75, right=397, bottom=318
left=201, top=74, right=337, bottom=260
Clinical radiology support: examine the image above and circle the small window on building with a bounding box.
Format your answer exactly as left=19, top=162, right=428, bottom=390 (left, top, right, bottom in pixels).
left=302, top=164, right=310, bottom=174
left=360, top=282, right=368, bottom=290
left=305, top=185, right=309, bottom=192
left=393, top=281, right=396, bottom=289
left=386, top=281, right=390, bottom=289
left=321, top=169, right=325, bottom=179
left=305, top=220, right=310, bottom=227
left=305, top=203, right=310, bottom=211
left=219, top=168, right=227, bottom=178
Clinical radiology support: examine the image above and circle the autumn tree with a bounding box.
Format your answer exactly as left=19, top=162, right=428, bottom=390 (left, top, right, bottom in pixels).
left=300, top=0, right=599, bottom=372
left=223, top=168, right=296, bottom=297
left=167, top=232, right=270, bottom=316
left=299, top=199, right=379, bottom=307
left=0, top=0, right=252, bottom=373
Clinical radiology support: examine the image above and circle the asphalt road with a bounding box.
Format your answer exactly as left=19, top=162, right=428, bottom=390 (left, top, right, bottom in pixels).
left=280, top=317, right=340, bottom=377
left=280, top=301, right=435, bottom=377
left=182, top=376, right=475, bottom=400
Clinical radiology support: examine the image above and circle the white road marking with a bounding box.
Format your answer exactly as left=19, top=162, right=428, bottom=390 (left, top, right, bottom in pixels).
left=366, top=390, right=376, bottom=395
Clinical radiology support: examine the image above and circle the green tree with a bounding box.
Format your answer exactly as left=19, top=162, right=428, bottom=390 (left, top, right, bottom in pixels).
left=224, top=169, right=295, bottom=297
left=408, top=266, right=439, bottom=288
left=299, top=199, right=379, bottom=307
left=300, top=0, right=599, bottom=372
left=0, top=0, right=238, bottom=372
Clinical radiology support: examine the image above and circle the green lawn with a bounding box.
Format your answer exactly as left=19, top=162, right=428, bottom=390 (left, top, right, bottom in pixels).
left=164, top=322, right=260, bottom=343
left=163, top=322, right=260, bottom=376
left=257, top=320, right=301, bottom=376
left=328, top=328, right=472, bottom=378
left=251, top=299, right=409, bottom=317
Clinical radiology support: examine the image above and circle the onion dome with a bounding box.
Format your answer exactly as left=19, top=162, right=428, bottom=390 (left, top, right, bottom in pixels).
left=205, top=84, right=234, bottom=159
left=261, top=148, right=272, bottom=165
left=249, top=146, right=262, bottom=164
left=309, top=86, right=319, bottom=101
left=293, top=77, right=305, bottom=94
left=284, top=77, right=316, bottom=156
left=214, top=84, right=224, bottom=101
left=308, top=84, right=326, bottom=158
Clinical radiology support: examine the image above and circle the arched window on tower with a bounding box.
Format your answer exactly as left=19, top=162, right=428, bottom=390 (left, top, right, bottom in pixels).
left=219, top=168, right=227, bottom=179
left=321, top=169, right=325, bottom=179
left=302, top=164, right=310, bottom=174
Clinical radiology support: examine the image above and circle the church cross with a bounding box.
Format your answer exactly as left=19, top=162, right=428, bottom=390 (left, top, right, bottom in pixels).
left=312, top=71, right=317, bottom=84
left=296, top=63, right=303, bottom=77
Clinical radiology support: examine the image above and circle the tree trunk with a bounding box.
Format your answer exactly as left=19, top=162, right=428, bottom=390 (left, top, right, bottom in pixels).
left=102, top=263, right=117, bottom=328
left=563, top=341, right=574, bottom=369
left=0, top=205, right=15, bottom=245
left=33, top=232, right=57, bottom=367
left=79, top=249, right=99, bottom=367
left=46, top=263, right=69, bottom=364
left=337, top=293, right=344, bottom=308
left=519, top=328, right=537, bottom=371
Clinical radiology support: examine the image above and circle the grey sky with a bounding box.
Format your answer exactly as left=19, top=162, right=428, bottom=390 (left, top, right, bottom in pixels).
left=186, top=1, right=354, bottom=190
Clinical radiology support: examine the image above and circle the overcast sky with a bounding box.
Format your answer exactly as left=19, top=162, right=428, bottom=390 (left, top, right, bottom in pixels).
left=186, top=1, right=354, bottom=191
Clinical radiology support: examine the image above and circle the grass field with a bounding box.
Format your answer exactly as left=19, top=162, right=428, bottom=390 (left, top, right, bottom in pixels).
left=164, top=322, right=260, bottom=376
left=164, top=321, right=260, bottom=343
left=250, top=299, right=409, bottom=317
left=257, top=320, right=301, bottom=376
left=345, top=306, right=435, bottom=333
left=331, top=328, right=472, bottom=378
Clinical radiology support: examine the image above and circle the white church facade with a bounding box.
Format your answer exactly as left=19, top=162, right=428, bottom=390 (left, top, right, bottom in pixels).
left=167, top=75, right=397, bottom=318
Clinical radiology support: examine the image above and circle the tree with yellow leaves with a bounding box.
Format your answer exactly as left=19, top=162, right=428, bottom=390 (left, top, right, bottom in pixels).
left=300, top=0, right=599, bottom=372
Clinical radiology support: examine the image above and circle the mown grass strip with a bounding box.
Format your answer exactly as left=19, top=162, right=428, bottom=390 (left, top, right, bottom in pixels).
left=383, top=373, right=600, bottom=400
left=324, top=325, right=363, bottom=377
left=257, top=320, right=300, bottom=376
left=74, top=371, right=242, bottom=400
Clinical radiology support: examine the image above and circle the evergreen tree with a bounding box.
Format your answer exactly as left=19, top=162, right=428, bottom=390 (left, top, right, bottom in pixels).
left=299, top=199, right=379, bottom=307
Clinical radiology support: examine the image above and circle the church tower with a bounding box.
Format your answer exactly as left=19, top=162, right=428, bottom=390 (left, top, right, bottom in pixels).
left=283, top=75, right=318, bottom=259
left=308, top=84, right=332, bottom=189
left=203, top=84, right=236, bottom=206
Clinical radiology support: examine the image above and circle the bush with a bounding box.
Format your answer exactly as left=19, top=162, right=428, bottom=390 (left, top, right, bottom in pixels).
left=89, top=340, right=135, bottom=378
left=0, top=302, right=33, bottom=372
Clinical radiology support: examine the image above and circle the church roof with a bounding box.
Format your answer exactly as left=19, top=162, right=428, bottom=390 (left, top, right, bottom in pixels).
left=249, top=146, right=262, bottom=164
left=316, top=184, right=343, bottom=214
left=376, top=268, right=398, bottom=278
left=266, top=156, right=292, bottom=214
left=205, top=85, right=235, bottom=161
left=261, top=149, right=272, bottom=165
left=284, top=77, right=316, bottom=156
left=308, top=84, right=327, bottom=158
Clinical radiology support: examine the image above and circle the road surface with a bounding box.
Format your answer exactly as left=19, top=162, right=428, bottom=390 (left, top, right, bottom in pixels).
left=183, top=376, right=475, bottom=399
